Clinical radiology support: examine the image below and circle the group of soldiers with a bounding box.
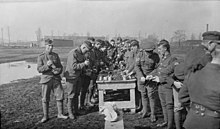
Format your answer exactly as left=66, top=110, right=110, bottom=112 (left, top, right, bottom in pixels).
left=37, top=30, right=220, bottom=129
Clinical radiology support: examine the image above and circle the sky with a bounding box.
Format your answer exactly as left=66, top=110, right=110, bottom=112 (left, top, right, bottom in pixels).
left=0, top=0, right=220, bottom=42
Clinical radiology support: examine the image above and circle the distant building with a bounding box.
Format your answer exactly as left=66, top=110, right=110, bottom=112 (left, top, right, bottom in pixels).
left=53, top=39, right=74, bottom=47
left=3, top=41, right=38, bottom=48
left=41, top=35, right=106, bottom=47
left=182, top=40, right=201, bottom=46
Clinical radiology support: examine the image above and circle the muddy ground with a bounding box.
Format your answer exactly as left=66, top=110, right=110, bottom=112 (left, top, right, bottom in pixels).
left=0, top=77, right=167, bottom=129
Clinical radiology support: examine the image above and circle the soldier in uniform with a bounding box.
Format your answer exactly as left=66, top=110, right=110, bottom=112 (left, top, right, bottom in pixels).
left=183, top=31, right=220, bottom=75
left=64, top=41, right=92, bottom=120
left=179, top=31, right=220, bottom=107
left=179, top=31, right=220, bottom=129
left=79, top=41, right=97, bottom=110
left=86, top=39, right=109, bottom=106
left=125, top=40, right=142, bottom=113
left=150, top=39, right=178, bottom=129
left=87, top=37, right=95, bottom=47
left=135, top=40, right=160, bottom=122
left=37, top=39, right=68, bottom=123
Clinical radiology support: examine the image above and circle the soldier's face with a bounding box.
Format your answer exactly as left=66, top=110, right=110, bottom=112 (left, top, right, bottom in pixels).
left=208, top=42, right=217, bottom=53
left=157, top=45, right=166, bottom=55
left=110, top=41, right=115, bottom=46
left=131, top=46, right=138, bottom=52
left=81, top=45, right=90, bottom=54
left=95, top=43, right=102, bottom=49
left=45, top=44, right=53, bottom=53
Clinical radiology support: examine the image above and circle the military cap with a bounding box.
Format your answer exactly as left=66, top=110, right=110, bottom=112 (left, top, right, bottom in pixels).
left=104, top=40, right=111, bottom=46
left=202, top=31, right=220, bottom=41
left=123, top=39, right=130, bottom=43
left=83, top=40, right=93, bottom=50
left=87, top=37, right=95, bottom=42
left=130, top=40, right=139, bottom=47
left=96, top=39, right=104, bottom=45
left=158, top=39, right=169, bottom=46
left=110, top=39, right=115, bottom=42
left=140, top=39, right=155, bottom=51
left=45, top=39, right=53, bottom=45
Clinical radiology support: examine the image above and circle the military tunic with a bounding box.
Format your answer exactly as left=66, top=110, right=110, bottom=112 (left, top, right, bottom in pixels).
left=136, top=50, right=160, bottom=116
left=37, top=51, right=64, bottom=102
left=179, top=63, right=220, bottom=129
left=152, top=54, right=178, bottom=129
left=184, top=45, right=212, bottom=74
left=64, top=47, right=87, bottom=98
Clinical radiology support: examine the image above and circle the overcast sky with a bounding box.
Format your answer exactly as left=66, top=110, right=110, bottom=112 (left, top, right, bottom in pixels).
left=0, top=0, right=220, bottom=41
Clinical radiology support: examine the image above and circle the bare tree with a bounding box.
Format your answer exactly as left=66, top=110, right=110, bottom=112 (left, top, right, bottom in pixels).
left=147, top=33, right=159, bottom=43
left=35, top=27, right=42, bottom=43
left=191, top=33, right=196, bottom=40
left=172, top=30, right=187, bottom=46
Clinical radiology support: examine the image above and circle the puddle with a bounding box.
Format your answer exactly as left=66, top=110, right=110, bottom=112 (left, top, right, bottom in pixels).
left=0, top=61, right=41, bottom=85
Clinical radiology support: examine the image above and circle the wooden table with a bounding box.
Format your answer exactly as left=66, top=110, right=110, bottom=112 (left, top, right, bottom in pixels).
left=97, top=79, right=136, bottom=113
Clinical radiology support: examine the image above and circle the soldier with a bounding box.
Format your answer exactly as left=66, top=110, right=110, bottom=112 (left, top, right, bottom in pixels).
left=180, top=31, right=220, bottom=107
left=123, top=39, right=131, bottom=67
left=125, top=39, right=140, bottom=75
left=37, top=39, right=68, bottom=123
left=125, top=40, right=142, bottom=113
left=179, top=32, right=220, bottom=129
left=150, top=39, right=178, bottom=129
left=86, top=39, right=108, bottom=106
left=183, top=31, right=220, bottom=75
left=87, top=37, right=95, bottom=47
left=110, top=39, right=116, bottom=47
left=64, top=41, right=92, bottom=120
left=79, top=41, right=97, bottom=110
left=135, top=40, right=160, bottom=122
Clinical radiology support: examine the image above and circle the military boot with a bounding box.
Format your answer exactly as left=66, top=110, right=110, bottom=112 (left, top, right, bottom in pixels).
left=41, top=102, right=49, bottom=123
left=57, top=100, right=68, bottom=119
left=73, top=97, right=80, bottom=116
left=149, top=98, right=156, bottom=122
left=167, top=109, right=174, bottom=129
left=174, top=111, right=182, bottom=129
left=67, top=98, right=76, bottom=119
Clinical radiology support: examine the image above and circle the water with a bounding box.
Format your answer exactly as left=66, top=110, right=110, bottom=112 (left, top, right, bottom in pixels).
left=0, top=61, right=41, bottom=85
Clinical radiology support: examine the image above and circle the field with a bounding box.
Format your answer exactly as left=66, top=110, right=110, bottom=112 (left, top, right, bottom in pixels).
left=0, top=46, right=190, bottom=129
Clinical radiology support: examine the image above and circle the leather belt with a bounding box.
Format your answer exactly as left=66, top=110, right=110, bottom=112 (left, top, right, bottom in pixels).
left=190, top=102, right=220, bottom=118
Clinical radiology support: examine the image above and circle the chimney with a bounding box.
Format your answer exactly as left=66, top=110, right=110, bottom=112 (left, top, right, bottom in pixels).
left=206, top=24, right=209, bottom=32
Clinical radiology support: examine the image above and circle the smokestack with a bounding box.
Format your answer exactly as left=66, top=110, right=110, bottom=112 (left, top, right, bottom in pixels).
left=206, top=24, right=209, bottom=32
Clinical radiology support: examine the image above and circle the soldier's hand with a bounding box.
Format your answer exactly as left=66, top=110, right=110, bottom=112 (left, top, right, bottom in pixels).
left=51, top=64, right=56, bottom=69
left=128, top=71, right=134, bottom=76
left=61, top=77, right=66, bottom=84
left=152, top=76, right=160, bottom=82
left=146, top=75, right=153, bottom=80
left=47, top=60, right=53, bottom=67
left=84, top=60, right=90, bottom=66
left=174, top=81, right=183, bottom=89
left=140, top=77, right=146, bottom=82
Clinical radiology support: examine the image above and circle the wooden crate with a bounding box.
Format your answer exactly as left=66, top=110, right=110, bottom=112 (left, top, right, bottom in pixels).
left=97, top=79, right=136, bottom=113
